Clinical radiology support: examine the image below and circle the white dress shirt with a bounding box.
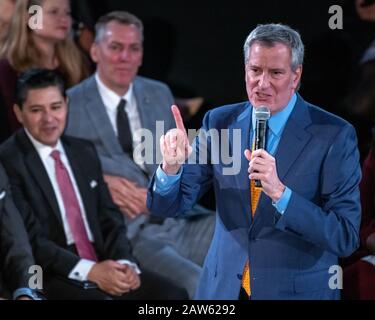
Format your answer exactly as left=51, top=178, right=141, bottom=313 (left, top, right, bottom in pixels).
left=25, top=130, right=94, bottom=244
left=25, top=130, right=140, bottom=282
left=95, top=73, right=146, bottom=170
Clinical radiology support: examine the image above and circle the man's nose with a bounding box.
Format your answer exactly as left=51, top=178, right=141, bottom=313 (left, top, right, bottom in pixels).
left=119, top=49, right=130, bottom=61
left=258, top=73, right=271, bottom=89
left=42, top=111, right=53, bottom=122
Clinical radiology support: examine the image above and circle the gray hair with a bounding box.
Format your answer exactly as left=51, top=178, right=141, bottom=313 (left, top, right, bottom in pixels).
left=243, top=23, right=304, bottom=71
left=95, top=11, right=144, bottom=43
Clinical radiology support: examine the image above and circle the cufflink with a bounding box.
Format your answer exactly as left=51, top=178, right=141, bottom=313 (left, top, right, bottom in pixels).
left=90, top=180, right=98, bottom=189
left=0, top=190, right=6, bottom=200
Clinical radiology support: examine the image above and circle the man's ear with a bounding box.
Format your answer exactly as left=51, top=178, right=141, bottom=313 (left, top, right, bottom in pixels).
left=90, top=43, right=98, bottom=63
left=13, top=104, right=23, bottom=124
left=293, top=65, right=303, bottom=90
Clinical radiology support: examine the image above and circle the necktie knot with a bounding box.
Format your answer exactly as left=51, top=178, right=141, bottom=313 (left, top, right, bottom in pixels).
left=117, top=98, right=127, bottom=111
left=50, top=150, right=64, bottom=169
left=50, top=149, right=60, bottom=160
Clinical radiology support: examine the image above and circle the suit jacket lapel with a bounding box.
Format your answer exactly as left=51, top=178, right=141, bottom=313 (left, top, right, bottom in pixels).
left=16, top=130, right=63, bottom=226
left=133, top=78, right=153, bottom=134
left=133, top=78, right=159, bottom=176
left=274, top=95, right=312, bottom=181
left=229, top=103, right=252, bottom=225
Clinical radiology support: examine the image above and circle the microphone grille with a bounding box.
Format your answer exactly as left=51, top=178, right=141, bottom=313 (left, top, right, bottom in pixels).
left=254, top=106, right=271, bottom=121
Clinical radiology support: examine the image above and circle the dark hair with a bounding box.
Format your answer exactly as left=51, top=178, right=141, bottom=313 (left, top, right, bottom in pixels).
left=16, top=68, right=66, bottom=108
left=95, top=11, right=144, bottom=43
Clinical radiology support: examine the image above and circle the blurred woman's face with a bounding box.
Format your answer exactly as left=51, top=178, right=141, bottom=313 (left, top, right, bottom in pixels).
left=0, top=0, right=15, bottom=40
left=32, top=0, right=72, bottom=42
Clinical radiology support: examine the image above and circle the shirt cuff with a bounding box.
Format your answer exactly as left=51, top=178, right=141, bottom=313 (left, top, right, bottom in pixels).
left=68, top=259, right=96, bottom=281
left=153, top=165, right=182, bottom=195
left=117, top=260, right=141, bottom=274
left=272, top=187, right=292, bottom=215
left=13, top=288, right=40, bottom=300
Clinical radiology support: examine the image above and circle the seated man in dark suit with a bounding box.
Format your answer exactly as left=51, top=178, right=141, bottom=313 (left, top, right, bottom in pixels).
left=0, top=68, right=187, bottom=300
left=0, top=163, right=38, bottom=300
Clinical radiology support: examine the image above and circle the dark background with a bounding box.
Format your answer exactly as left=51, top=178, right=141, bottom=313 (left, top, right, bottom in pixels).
left=72, top=0, right=375, bottom=113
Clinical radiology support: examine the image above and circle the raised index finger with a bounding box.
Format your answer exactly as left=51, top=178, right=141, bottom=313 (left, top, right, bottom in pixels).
left=171, top=105, right=185, bottom=131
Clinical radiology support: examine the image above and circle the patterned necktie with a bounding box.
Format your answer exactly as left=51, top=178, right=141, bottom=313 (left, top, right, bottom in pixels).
left=241, top=138, right=263, bottom=297
left=51, top=150, right=98, bottom=261
left=116, top=99, right=133, bottom=158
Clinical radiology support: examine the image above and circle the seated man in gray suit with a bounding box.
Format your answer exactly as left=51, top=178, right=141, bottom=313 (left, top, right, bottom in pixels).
left=65, top=11, right=215, bottom=298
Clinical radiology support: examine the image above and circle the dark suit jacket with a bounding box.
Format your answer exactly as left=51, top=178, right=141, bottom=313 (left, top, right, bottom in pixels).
left=148, top=94, right=361, bottom=299
left=0, top=130, right=135, bottom=278
left=0, top=163, right=35, bottom=295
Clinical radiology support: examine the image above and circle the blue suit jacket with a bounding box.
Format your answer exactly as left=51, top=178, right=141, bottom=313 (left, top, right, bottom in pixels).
left=147, top=95, right=361, bottom=300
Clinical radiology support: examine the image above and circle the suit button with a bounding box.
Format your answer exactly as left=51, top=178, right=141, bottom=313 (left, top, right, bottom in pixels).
left=237, top=274, right=242, bottom=280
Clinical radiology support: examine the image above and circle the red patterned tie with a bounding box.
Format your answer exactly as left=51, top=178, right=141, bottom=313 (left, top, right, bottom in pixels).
left=51, top=150, right=98, bottom=261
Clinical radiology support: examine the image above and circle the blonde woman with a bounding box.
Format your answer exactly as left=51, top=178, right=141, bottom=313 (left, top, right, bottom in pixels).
left=0, top=0, right=89, bottom=141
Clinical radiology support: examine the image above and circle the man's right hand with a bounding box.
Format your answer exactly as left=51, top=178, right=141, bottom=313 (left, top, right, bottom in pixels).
left=87, top=260, right=138, bottom=296
left=160, top=105, right=192, bottom=175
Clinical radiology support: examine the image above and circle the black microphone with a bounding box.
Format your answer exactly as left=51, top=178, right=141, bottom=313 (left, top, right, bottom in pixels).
left=254, top=106, right=271, bottom=187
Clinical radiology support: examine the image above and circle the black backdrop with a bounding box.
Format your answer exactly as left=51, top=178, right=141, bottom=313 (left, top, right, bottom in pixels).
left=72, top=0, right=375, bottom=112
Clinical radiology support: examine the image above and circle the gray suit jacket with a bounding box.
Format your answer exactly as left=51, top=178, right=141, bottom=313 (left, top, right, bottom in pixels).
left=66, top=75, right=175, bottom=187
left=65, top=75, right=175, bottom=237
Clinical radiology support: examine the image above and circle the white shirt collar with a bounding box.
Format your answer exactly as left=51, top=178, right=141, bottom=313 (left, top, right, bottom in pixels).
left=95, top=72, right=134, bottom=111
left=24, top=129, right=65, bottom=162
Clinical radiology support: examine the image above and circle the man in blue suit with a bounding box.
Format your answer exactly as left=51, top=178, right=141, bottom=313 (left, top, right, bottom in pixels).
left=147, top=23, right=361, bottom=300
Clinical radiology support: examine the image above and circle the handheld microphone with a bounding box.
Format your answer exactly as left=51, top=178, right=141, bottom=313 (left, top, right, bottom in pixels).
left=254, top=106, right=271, bottom=187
